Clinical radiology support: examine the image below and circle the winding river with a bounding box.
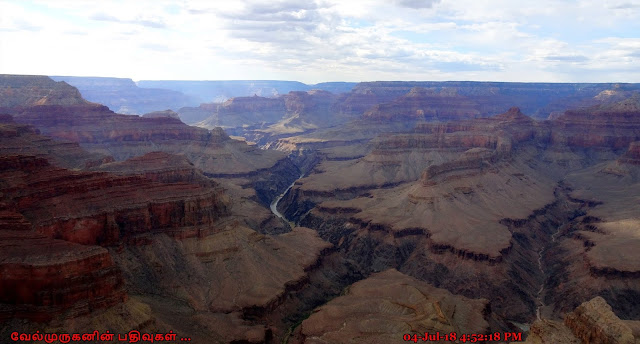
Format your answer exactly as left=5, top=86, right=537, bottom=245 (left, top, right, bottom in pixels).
left=270, top=174, right=303, bottom=226
left=535, top=222, right=566, bottom=320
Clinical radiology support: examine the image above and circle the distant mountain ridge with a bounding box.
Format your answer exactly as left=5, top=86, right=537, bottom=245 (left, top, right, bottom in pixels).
left=50, top=76, right=196, bottom=115
left=136, top=80, right=358, bottom=103
left=51, top=76, right=358, bottom=116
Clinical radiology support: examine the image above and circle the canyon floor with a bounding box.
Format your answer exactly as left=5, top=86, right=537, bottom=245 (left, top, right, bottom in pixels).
left=1, top=75, right=639, bottom=343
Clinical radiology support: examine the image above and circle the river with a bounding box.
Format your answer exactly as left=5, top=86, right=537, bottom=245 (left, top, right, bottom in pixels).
left=535, top=222, right=566, bottom=320
left=270, top=174, right=303, bottom=227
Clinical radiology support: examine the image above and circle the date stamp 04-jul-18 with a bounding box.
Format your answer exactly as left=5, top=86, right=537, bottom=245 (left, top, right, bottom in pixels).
left=403, top=331, right=523, bottom=342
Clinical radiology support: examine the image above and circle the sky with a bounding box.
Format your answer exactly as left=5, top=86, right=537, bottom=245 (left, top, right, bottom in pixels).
left=0, top=0, right=639, bottom=83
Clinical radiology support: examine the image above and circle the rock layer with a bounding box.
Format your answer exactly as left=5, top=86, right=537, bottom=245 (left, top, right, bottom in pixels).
left=0, top=227, right=126, bottom=322
left=523, top=297, right=640, bottom=343
left=293, top=269, right=490, bottom=344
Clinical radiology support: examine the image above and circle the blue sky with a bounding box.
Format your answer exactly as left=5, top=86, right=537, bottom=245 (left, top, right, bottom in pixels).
left=1, top=0, right=639, bottom=83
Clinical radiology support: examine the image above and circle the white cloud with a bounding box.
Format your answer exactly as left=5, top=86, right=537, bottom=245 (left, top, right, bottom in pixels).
left=0, top=0, right=639, bottom=82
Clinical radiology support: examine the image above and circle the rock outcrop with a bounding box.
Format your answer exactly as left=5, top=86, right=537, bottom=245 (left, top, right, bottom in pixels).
left=551, top=93, right=640, bottom=149
left=619, top=141, right=640, bottom=165
left=0, top=75, right=89, bottom=108
left=364, top=87, right=480, bottom=122
left=92, top=151, right=211, bottom=185
left=292, top=269, right=491, bottom=344
left=193, top=95, right=286, bottom=129
left=0, top=115, right=112, bottom=169
left=564, top=297, right=637, bottom=344
left=523, top=297, right=640, bottom=343
left=142, top=109, right=182, bottom=120
left=0, top=154, right=229, bottom=246
left=0, top=211, right=126, bottom=322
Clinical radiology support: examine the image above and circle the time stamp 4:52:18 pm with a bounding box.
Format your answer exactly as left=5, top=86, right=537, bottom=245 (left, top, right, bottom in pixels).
left=403, top=331, right=523, bottom=342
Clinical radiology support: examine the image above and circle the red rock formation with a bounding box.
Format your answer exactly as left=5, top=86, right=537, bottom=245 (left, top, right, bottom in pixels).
left=193, top=95, right=286, bottom=129
left=0, top=154, right=229, bottom=246
left=0, top=115, right=112, bottom=169
left=551, top=94, right=640, bottom=149
left=523, top=297, right=639, bottom=343
left=364, top=87, right=480, bottom=122
left=92, top=151, right=214, bottom=185
left=0, top=200, right=126, bottom=322
left=564, top=297, right=637, bottom=343
left=0, top=228, right=126, bottom=322
left=13, top=104, right=208, bottom=143
left=8, top=103, right=291, bottom=179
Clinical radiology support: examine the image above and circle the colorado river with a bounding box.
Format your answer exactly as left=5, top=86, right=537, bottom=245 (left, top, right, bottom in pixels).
left=535, top=222, right=566, bottom=320
left=270, top=174, right=303, bottom=226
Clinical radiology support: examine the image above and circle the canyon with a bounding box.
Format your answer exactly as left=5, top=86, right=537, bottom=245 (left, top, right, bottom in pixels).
left=0, top=74, right=639, bottom=343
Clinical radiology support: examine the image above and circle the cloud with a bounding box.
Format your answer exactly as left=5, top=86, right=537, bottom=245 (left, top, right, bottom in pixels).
left=90, top=12, right=167, bottom=29
left=609, top=2, right=640, bottom=9
left=0, top=18, right=42, bottom=32
left=1, top=0, right=640, bottom=83
left=434, top=61, right=503, bottom=72
left=246, top=0, right=320, bottom=14
left=394, top=0, right=441, bottom=9
left=140, top=43, right=170, bottom=51
left=545, top=55, right=589, bottom=62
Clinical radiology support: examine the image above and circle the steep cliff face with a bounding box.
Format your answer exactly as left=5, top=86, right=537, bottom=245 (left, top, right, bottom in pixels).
left=8, top=99, right=299, bottom=206
left=564, top=297, right=638, bottom=344
left=0, top=154, right=129, bottom=323
left=0, top=115, right=112, bottom=169
left=363, top=87, right=480, bottom=122
left=274, top=110, right=564, bottom=323
left=0, top=75, right=89, bottom=108
left=0, top=155, right=230, bottom=246
left=551, top=94, right=640, bottom=149
left=351, top=81, right=640, bottom=119
left=523, top=297, right=640, bottom=343
left=278, top=107, right=544, bottom=209
left=0, top=211, right=126, bottom=322
left=92, top=151, right=212, bottom=185
left=193, top=95, right=286, bottom=129
left=12, top=104, right=209, bottom=145
left=619, top=141, right=640, bottom=165
left=540, top=84, right=640, bottom=120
